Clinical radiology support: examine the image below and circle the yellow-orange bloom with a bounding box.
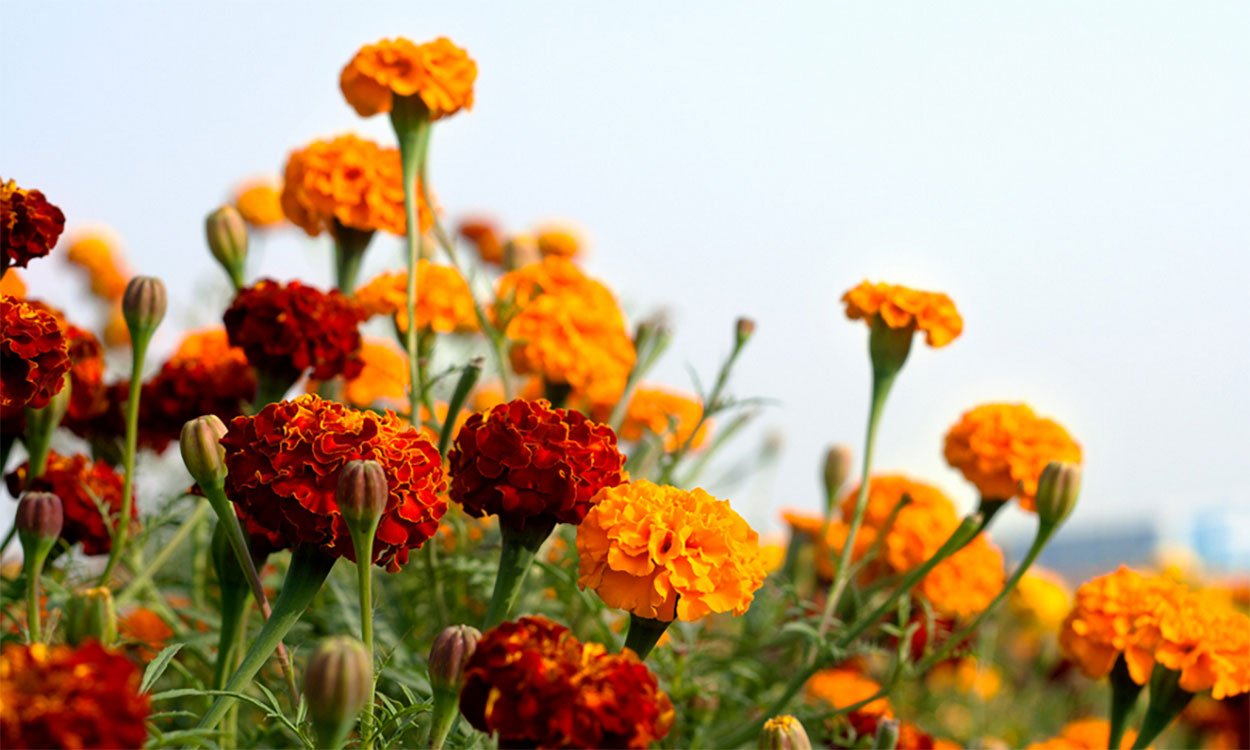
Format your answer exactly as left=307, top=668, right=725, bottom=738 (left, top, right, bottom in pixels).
left=926, top=657, right=1003, bottom=699
left=842, top=280, right=963, bottom=347
left=354, top=263, right=478, bottom=334
left=281, top=134, right=432, bottom=238
left=617, top=386, right=709, bottom=451
left=233, top=178, right=285, bottom=228
left=340, top=37, right=476, bottom=120
left=918, top=533, right=1007, bottom=617
left=944, top=403, right=1082, bottom=509
left=457, top=216, right=505, bottom=265
left=806, top=667, right=893, bottom=717
left=535, top=223, right=584, bottom=259
left=308, top=337, right=409, bottom=409
left=496, top=256, right=598, bottom=311
left=65, top=230, right=129, bottom=301
left=577, top=479, right=767, bottom=622
left=0, top=270, right=24, bottom=299
left=1011, top=568, right=1073, bottom=630
left=1026, top=718, right=1137, bottom=749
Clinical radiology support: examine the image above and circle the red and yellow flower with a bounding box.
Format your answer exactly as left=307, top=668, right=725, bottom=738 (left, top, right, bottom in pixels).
left=842, top=280, right=963, bottom=347
left=1, top=178, right=65, bottom=270
left=6, top=452, right=133, bottom=556
left=1, top=296, right=70, bottom=413
left=340, top=37, right=476, bottom=120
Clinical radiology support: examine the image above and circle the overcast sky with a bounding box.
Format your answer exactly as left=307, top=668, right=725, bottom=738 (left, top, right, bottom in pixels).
left=5, top=2, right=1248, bottom=554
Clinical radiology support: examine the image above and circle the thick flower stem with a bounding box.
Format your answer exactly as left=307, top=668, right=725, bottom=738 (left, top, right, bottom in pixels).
left=253, top=370, right=297, bottom=409
left=428, top=688, right=460, bottom=750
left=1107, top=655, right=1143, bottom=750
left=1131, top=666, right=1193, bottom=749
left=483, top=520, right=555, bottom=629
left=98, top=334, right=149, bottom=587
left=333, top=223, right=375, bottom=295
left=439, top=358, right=483, bottom=457
left=347, top=524, right=380, bottom=750
left=197, top=545, right=336, bottom=732
left=392, top=96, right=433, bottom=434
left=623, top=614, right=672, bottom=660
left=23, top=549, right=49, bottom=643
left=213, top=576, right=250, bottom=691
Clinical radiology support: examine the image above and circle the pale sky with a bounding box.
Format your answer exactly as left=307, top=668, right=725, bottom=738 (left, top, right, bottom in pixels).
left=4, top=2, right=1248, bottom=552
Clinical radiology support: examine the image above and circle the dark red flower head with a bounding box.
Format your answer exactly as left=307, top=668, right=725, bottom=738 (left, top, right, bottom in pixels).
left=223, top=279, right=365, bottom=384
left=6, top=451, right=134, bottom=557
left=21, top=300, right=109, bottom=427
left=1, top=296, right=70, bottom=414
left=1, top=179, right=65, bottom=270
left=220, top=394, right=446, bottom=571
left=448, top=398, right=626, bottom=531
left=460, top=616, right=674, bottom=749
left=0, top=639, right=150, bottom=750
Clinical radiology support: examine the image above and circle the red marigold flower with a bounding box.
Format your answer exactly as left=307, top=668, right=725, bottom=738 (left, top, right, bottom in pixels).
left=1, top=178, right=65, bottom=270
left=447, top=398, right=627, bottom=531
left=223, top=279, right=365, bottom=384
left=0, top=296, right=71, bottom=414
left=220, top=394, right=446, bottom=571
left=0, top=640, right=150, bottom=750
left=6, top=451, right=135, bottom=557
left=460, top=616, right=674, bottom=749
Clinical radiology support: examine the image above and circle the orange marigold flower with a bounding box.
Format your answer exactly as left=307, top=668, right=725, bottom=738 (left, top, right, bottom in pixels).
left=925, top=657, right=1003, bottom=699
left=221, top=394, right=446, bottom=572
left=355, top=263, right=478, bottom=334
left=577, top=479, right=768, bottom=622
left=617, top=386, right=709, bottom=451
left=119, top=607, right=174, bottom=661
left=340, top=37, right=476, bottom=120
left=1150, top=591, right=1250, bottom=700
left=1, top=178, right=65, bottom=270
left=448, top=398, right=626, bottom=531
left=469, top=377, right=544, bottom=413
left=0, top=295, right=70, bottom=413
left=309, top=337, right=408, bottom=410
left=944, top=403, right=1082, bottom=509
left=65, top=230, right=130, bottom=301
left=807, top=667, right=893, bottom=717
left=1010, top=568, right=1072, bottom=630
left=496, top=256, right=596, bottom=311
left=458, top=216, right=504, bottom=265
left=6, top=451, right=134, bottom=557
left=223, top=279, right=365, bottom=383
left=842, top=280, right=963, bottom=347
left=0, top=269, right=24, bottom=298
left=280, top=134, right=432, bottom=237
left=535, top=222, right=584, bottom=259
left=782, top=508, right=826, bottom=539
left=1026, top=718, right=1137, bottom=749
left=0, top=640, right=150, bottom=750
left=459, top=616, right=674, bottom=749
left=918, top=530, right=1005, bottom=618
left=233, top=178, right=286, bottom=228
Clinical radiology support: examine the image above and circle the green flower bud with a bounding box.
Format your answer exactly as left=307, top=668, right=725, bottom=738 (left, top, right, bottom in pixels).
left=64, top=586, right=118, bottom=646
left=16, top=491, right=63, bottom=550
left=428, top=624, right=480, bottom=694
left=759, top=715, right=812, bottom=750
left=1035, top=461, right=1081, bottom=527
left=868, top=315, right=914, bottom=382
left=205, top=206, right=249, bottom=290
left=873, top=718, right=900, bottom=750
left=180, top=415, right=228, bottom=488
left=336, top=459, right=388, bottom=531
left=122, top=276, right=167, bottom=338
left=735, top=316, right=757, bottom=347
left=304, top=636, right=372, bottom=749
left=822, top=444, right=853, bottom=505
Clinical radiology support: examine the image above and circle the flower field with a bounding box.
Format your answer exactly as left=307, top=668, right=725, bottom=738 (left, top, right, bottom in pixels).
left=2, top=28, right=1248, bottom=750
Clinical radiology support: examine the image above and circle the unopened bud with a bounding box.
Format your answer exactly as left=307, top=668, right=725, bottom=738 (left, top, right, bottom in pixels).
left=428, top=624, right=481, bottom=694
left=822, top=444, right=853, bottom=505
left=64, top=586, right=118, bottom=646
left=735, top=317, right=757, bottom=347
left=180, top=415, right=229, bottom=488
left=759, top=715, right=812, bottom=750
left=16, top=492, right=63, bottom=546
left=336, top=459, right=388, bottom=530
left=205, top=206, right=249, bottom=289
left=1035, top=461, right=1081, bottom=527
left=304, top=636, right=372, bottom=748
left=122, top=276, right=166, bottom=338
left=873, top=719, right=900, bottom=750
left=503, top=235, right=540, bottom=270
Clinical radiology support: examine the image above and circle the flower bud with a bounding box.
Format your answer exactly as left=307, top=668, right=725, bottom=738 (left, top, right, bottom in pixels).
left=336, top=459, right=388, bottom=530
left=1035, top=461, right=1081, bottom=527
left=822, top=444, right=853, bottom=504
left=735, top=316, right=757, bottom=347
left=873, top=719, right=900, bottom=750
left=428, top=624, right=480, bottom=694
left=16, top=492, right=63, bottom=546
left=122, top=276, right=167, bottom=338
left=503, top=235, right=540, bottom=270
left=180, top=415, right=229, bottom=488
left=205, top=205, right=249, bottom=289
left=64, top=586, right=118, bottom=646
left=304, top=636, right=372, bottom=748
left=759, top=715, right=812, bottom=750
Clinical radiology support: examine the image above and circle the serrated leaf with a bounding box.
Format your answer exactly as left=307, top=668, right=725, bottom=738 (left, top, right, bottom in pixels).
left=140, top=644, right=185, bottom=693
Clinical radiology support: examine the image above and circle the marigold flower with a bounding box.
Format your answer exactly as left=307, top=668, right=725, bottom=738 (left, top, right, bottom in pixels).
left=355, top=263, right=478, bottom=334
left=842, top=280, right=963, bottom=347
left=806, top=667, right=893, bottom=717
left=616, top=386, right=709, bottom=451
left=1026, top=718, right=1137, bottom=749
left=0, top=269, right=24, bottom=298
left=917, top=532, right=1006, bottom=618
left=308, top=337, right=408, bottom=410
left=15, top=301, right=110, bottom=434
left=6, top=452, right=133, bottom=556
left=340, top=37, right=476, bottom=120
left=281, top=134, right=432, bottom=238
left=223, top=279, right=365, bottom=383
left=220, top=394, right=445, bottom=571
left=1, top=178, right=65, bottom=270
left=448, top=398, right=626, bottom=530
left=496, top=256, right=598, bottom=311
left=944, top=403, right=1082, bottom=509
left=535, top=222, right=584, bottom=259
left=925, top=657, right=1003, bottom=699
left=119, top=607, right=174, bottom=660
left=0, top=640, right=150, bottom=749
left=577, top=479, right=767, bottom=622
left=459, top=616, right=674, bottom=749
left=1, top=296, right=71, bottom=413
left=233, top=178, right=286, bottom=228
left=1010, top=568, right=1072, bottom=630
left=65, top=230, right=130, bottom=301
left=1060, top=567, right=1182, bottom=683
left=457, top=216, right=504, bottom=265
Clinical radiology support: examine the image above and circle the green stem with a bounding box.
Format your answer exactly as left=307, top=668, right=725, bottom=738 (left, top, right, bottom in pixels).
left=348, top=523, right=379, bottom=750
left=1108, top=655, right=1143, bottom=750
left=543, top=380, right=572, bottom=408
left=23, top=551, right=45, bottom=643
left=1131, top=666, right=1193, bottom=749
left=623, top=613, right=672, bottom=660
left=429, top=689, right=459, bottom=750
left=116, top=496, right=207, bottom=607
left=98, top=334, right=149, bottom=587
left=393, top=101, right=433, bottom=432
left=656, top=332, right=747, bottom=485
left=425, top=538, right=449, bottom=628
left=223, top=603, right=249, bottom=749
left=439, top=358, right=483, bottom=457
left=197, top=545, right=336, bottom=732
left=253, top=370, right=296, bottom=409
left=483, top=520, right=555, bottom=629
left=213, top=576, right=250, bottom=691
left=333, top=223, right=374, bottom=295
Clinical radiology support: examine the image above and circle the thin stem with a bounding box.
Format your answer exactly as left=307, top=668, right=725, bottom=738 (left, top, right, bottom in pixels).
left=657, top=335, right=747, bottom=484
left=348, top=525, right=378, bottom=750
left=438, top=359, right=483, bottom=457
left=24, top=553, right=43, bottom=643
left=222, top=602, right=250, bottom=750
left=116, top=496, right=207, bottom=607
left=395, top=110, right=433, bottom=431
left=425, top=539, right=448, bottom=627
left=98, top=334, right=149, bottom=586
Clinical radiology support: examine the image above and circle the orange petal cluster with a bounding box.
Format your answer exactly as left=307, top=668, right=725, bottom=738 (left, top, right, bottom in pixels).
left=0, top=295, right=70, bottom=413
left=842, top=280, right=963, bottom=347
left=0, top=641, right=150, bottom=750
left=0, top=269, right=24, bottom=298
left=1060, top=567, right=1250, bottom=700
left=459, top=616, right=673, bottom=749
left=535, top=223, right=584, bottom=259
left=308, top=337, right=408, bottom=410
left=6, top=451, right=133, bottom=557
left=280, top=134, right=431, bottom=237
left=1, top=178, right=65, bottom=270
left=577, top=479, right=768, bottom=622
left=448, top=398, right=627, bottom=530
left=340, top=37, right=476, bottom=120
left=355, top=263, right=478, bottom=334
left=457, top=216, right=505, bottom=265
left=220, top=394, right=446, bottom=571
left=1026, top=718, right=1138, bottom=749
left=1010, top=568, right=1073, bottom=631
left=65, top=230, right=130, bottom=302
left=615, top=386, right=709, bottom=451
left=944, top=402, right=1082, bottom=509
left=233, top=178, right=286, bottom=228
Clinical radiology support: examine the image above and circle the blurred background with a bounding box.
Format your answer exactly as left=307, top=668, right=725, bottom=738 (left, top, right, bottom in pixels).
left=4, top=2, right=1248, bottom=577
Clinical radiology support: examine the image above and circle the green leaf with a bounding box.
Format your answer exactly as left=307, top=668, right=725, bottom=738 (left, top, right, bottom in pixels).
left=140, top=644, right=185, bottom=693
